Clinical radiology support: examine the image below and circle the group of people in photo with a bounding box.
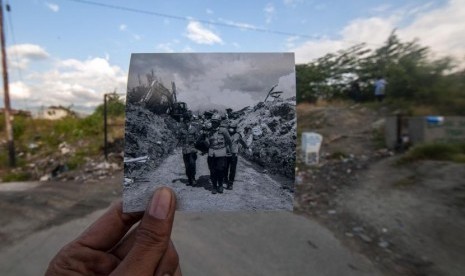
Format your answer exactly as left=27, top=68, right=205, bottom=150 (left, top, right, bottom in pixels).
left=178, top=112, right=249, bottom=194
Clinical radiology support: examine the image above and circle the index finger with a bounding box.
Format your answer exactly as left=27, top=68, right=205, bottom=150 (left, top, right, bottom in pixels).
left=73, top=200, right=143, bottom=251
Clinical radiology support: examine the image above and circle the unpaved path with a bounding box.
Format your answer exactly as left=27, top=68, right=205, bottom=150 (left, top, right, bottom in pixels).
left=124, top=148, right=293, bottom=212
left=336, top=158, right=465, bottom=276
left=297, top=102, right=465, bottom=276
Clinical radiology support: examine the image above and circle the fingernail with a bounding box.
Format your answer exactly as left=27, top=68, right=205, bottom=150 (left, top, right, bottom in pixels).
left=149, top=188, right=172, bottom=219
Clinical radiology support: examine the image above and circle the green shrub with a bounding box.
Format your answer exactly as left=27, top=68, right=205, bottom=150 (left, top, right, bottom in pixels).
left=2, top=171, right=32, bottom=182
left=398, top=143, right=465, bottom=164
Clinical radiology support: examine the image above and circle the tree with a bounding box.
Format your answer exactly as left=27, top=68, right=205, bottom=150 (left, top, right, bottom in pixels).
left=94, top=92, right=125, bottom=117
left=296, top=30, right=464, bottom=114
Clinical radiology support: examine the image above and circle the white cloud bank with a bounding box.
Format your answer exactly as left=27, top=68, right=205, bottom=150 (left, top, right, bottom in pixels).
left=7, top=44, right=49, bottom=69
left=2, top=44, right=127, bottom=113
left=292, top=0, right=465, bottom=64
left=186, top=21, right=223, bottom=45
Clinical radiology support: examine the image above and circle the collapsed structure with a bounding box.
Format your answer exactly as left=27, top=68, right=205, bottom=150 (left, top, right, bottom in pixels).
left=124, top=72, right=296, bottom=184
left=124, top=96, right=297, bottom=183
left=124, top=102, right=178, bottom=179
left=234, top=97, right=296, bottom=179
left=127, top=70, right=192, bottom=122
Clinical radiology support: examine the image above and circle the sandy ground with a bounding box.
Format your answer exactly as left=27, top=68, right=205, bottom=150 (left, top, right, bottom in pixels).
left=336, top=158, right=465, bottom=276
left=0, top=175, right=121, bottom=249
left=296, top=102, right=465, bottom=276
left=124, top=148, right=294, bottom=212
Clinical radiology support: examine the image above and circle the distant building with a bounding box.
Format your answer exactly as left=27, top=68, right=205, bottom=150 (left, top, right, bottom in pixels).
left=0, top=108, right=32, bottom=117
left=37, top=106, right=76, bottom=120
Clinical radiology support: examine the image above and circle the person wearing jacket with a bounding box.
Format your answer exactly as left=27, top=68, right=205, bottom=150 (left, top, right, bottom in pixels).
left=225, top=122, right=248, bottom=190
left=180, top=123, right=198, bottom=186
left=197, top=114, right=232, bottom=194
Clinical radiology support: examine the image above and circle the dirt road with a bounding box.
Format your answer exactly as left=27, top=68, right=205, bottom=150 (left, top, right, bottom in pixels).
left=124, top=148, right=294, bottom=212
left=296, top=102, right=465, bottom=276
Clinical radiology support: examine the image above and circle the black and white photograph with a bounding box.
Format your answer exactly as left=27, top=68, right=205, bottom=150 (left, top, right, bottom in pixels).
left=123, top=53, right=296, bottom=212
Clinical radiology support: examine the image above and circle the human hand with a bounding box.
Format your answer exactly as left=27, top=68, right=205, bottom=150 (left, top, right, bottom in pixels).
left=45, top=187, right=181, bottom=276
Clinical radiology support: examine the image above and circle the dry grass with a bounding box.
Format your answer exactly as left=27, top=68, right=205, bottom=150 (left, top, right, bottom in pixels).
left=397, top=143, right=465, bottom=164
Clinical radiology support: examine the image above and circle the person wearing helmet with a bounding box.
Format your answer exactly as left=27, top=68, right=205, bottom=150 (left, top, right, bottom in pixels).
left=198, top=113, right=232, bottom=194
left=180, top=122, right=199, bottom=186
left=225, top=121, right=248, bottom=190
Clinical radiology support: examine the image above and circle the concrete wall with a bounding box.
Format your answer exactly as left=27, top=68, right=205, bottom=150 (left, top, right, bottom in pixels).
left=420, top=116, right=465, bottom=143
left=385, top=116, right=465, bottom=149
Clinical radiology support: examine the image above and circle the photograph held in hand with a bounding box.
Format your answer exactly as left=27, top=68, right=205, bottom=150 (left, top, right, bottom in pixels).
left=123, top=53, right=296, bottom=212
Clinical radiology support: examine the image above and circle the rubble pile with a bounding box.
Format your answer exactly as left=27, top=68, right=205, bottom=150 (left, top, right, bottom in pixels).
left=124, top=102, right=178, bottom=178
left=10, top=141, right=124, bottom=183
left=235, top=97, right=296, bottom=179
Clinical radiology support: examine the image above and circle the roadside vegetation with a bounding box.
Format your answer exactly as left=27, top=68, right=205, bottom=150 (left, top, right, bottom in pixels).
left=296, top=31, right=465, bottom=116
left=0, top=93, right=125, bottom=182
left=296, top=30, right=465, bottom=163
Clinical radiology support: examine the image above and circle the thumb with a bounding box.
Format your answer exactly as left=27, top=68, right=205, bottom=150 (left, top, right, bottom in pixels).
left=113, top=187, right=176, bottom=275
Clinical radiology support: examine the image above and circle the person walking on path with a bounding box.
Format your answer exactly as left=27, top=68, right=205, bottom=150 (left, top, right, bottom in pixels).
left=225, top=122, right=248, bottom=190
left=374, top=76, right=387, bottom=102
left=197, top=114, right=232, bottom=194
left=180, top=123, right=198, bottom=186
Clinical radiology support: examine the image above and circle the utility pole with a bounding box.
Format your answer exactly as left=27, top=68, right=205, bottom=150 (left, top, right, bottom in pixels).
left=0, top=0, right=15, bottom=167
left=103, top=93, right=108, bottom=160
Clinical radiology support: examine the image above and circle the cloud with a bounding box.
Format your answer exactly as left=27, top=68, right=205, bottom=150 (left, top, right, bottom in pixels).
left=45, top=2, right=59, bottom=12
left=264, top=3, right=275, bottom=24
left=186, top=21, right=223, bottom=45
left=127, top=53, right=295, bottom=111
left=119, top=24, right=127, bottom=31
left=10, top=81, right=31, bottom=99
left=291, top=14, right=398, bottom=63
left=206, top=8, right=214, bottom=14
left=292, top=0, right=465, bottom=64
left=276, top=72, right=296, bottom=99
left=7, top=44, right=49, bottom=69
left=7, top=56, right=127, bottom=112
left=7, top=44, right=49, bottom=59
left=398, top=0, right=465, bottom=60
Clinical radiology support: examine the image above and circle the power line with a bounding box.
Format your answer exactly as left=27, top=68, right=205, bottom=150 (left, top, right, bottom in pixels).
left=62, top=0, right=463, bottom=59
left=62, top=0, right=417, bottom=50
left=62, top=0, right=322, bottom=40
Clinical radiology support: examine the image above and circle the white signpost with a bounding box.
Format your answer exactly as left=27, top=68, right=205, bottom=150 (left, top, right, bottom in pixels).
left=302, top=132, right=323, bottom=165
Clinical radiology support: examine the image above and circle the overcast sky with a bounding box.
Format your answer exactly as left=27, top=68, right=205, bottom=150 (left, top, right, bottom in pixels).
left=128, top=53, right=295, bottom=112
